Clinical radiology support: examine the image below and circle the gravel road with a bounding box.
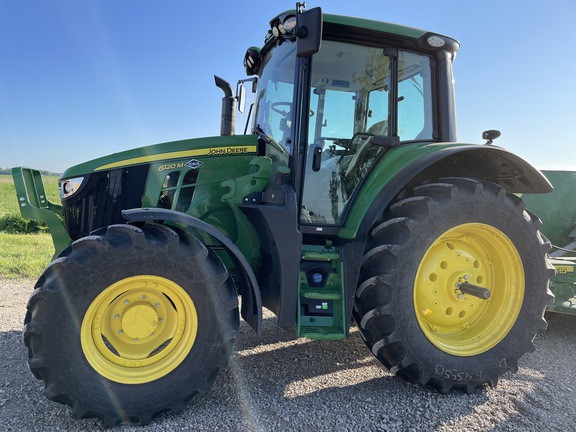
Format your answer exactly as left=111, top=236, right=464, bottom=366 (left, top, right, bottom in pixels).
left=1, top=278, right=575, bottom=431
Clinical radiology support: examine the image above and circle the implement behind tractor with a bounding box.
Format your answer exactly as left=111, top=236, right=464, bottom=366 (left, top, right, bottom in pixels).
left=12, top=5, right=554, bottom=427
left=523, top=170, right=576, bottom=314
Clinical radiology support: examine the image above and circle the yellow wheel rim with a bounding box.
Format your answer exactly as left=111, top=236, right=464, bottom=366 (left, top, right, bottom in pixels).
left=81, top=275, right=198, bottom=384
left=414, top=223, right=524, bottom=356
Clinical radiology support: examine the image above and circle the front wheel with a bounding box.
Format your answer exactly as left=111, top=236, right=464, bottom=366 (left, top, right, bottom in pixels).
left=24, top=223, right=239, bottom=426
left=353, top=178, right=553, bottom=393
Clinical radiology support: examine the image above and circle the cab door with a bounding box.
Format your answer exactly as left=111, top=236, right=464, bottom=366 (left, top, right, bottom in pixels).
left=300, top=40, right=393, bottom=225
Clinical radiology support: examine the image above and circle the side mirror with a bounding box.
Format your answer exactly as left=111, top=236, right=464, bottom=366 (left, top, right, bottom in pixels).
left=296, top=7, right=323, bottom=57
left=237, top=84, right=247, bottom=114
left=236, top=77, right=258, bottom=114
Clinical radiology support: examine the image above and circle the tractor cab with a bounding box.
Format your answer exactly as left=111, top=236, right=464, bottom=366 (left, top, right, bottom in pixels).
left=242, top=7, right=459, bottom=230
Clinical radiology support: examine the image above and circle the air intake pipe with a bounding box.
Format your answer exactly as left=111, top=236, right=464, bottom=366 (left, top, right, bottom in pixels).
left=214, top=75, right=236, bottom=136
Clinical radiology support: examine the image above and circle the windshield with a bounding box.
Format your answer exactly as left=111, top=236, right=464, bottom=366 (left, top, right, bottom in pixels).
left=254, top=41, right=297, bottom=167
left=301, top=40, right=434, bottom=224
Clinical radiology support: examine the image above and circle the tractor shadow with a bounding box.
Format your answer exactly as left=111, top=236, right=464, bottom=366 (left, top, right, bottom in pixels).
left=181, top=312, right=491, bottom=431
left=1, top=311, right=575, bottom=431
left=187, top=310, right=576, bottom=431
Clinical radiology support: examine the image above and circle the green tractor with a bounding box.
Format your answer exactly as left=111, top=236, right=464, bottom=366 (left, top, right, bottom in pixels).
left=13, top=5, right=554, bottom=427
left=522, top=170, right=576, bottom=314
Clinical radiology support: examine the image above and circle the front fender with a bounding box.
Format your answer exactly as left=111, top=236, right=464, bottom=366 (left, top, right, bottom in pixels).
left=122, top=208, right=262, bottom=334
left=340, top=143, right=552, bottom=240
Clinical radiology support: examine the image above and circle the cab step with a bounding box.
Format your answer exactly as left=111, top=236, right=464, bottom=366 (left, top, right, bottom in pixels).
left=298, top=244, right=346, bottom=340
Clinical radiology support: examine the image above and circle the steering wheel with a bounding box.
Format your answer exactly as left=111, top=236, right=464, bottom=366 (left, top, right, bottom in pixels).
left=271, top=102, right=292, bottom=116
left=271, top=102, right=315, bottom=117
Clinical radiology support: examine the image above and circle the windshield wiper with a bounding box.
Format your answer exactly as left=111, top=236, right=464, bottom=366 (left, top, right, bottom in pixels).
left=255, top=125, right=271, bottom=144
left=255, top=124, right=289, bottom=154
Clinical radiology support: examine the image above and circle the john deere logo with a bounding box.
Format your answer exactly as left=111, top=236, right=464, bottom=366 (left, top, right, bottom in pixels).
left=185, top=159, right=203, bottom=170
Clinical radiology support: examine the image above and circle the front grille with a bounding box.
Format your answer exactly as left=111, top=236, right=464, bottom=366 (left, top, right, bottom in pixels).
left=62, top=165, right=149, bottom=240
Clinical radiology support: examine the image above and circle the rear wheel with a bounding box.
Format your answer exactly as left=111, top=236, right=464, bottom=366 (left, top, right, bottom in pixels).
left=24, top=223, right=239, bottom=426
left=353, top=178, right=553, bottom=392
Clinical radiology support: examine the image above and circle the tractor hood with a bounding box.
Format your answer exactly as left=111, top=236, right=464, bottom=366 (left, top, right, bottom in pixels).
left=60, top=134, right=258, bottom=179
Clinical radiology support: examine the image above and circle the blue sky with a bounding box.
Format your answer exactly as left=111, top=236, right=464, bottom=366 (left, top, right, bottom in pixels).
left=1, top=0, right=575, bottom=173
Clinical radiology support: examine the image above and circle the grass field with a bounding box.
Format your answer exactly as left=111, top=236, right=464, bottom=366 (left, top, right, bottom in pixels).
left=0, top=174, right=59, bottom=279
left=0, top=174, right=21, bottom=216
left=0, top=232, right=55, bottom=278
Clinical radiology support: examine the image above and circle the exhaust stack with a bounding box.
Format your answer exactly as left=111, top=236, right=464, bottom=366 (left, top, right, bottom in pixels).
left=214, top=75, right=236, bottom=136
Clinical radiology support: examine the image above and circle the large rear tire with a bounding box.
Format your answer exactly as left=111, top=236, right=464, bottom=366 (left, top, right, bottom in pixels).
left=24, top=223, right=239, bottom=426
left=353, top=178, right=553, bottom=393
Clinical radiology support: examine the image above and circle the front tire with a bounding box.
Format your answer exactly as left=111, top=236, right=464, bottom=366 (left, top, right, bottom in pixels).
left=353, top=178, right=553, bottom=393
left=24, top=223, right=239, bottom=426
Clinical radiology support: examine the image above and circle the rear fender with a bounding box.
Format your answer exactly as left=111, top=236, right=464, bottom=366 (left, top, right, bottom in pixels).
left=340, top=144, right=552, bottom=241
left=122, top=208, right=262, bottom=334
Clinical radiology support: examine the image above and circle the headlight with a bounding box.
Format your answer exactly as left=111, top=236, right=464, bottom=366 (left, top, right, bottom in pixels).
left=271, top=14, right=297, bottom=38
left=59, top=177, right=84, bottom=199
left=283, top=16, right=297, bottom=33
left=426, top=35, right=446, bottom=48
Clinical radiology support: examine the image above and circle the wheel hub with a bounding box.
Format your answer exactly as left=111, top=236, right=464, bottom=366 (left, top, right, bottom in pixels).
left=122, top=304, right=159, bottom=339
left=417, top=242, right=486, bottom=330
